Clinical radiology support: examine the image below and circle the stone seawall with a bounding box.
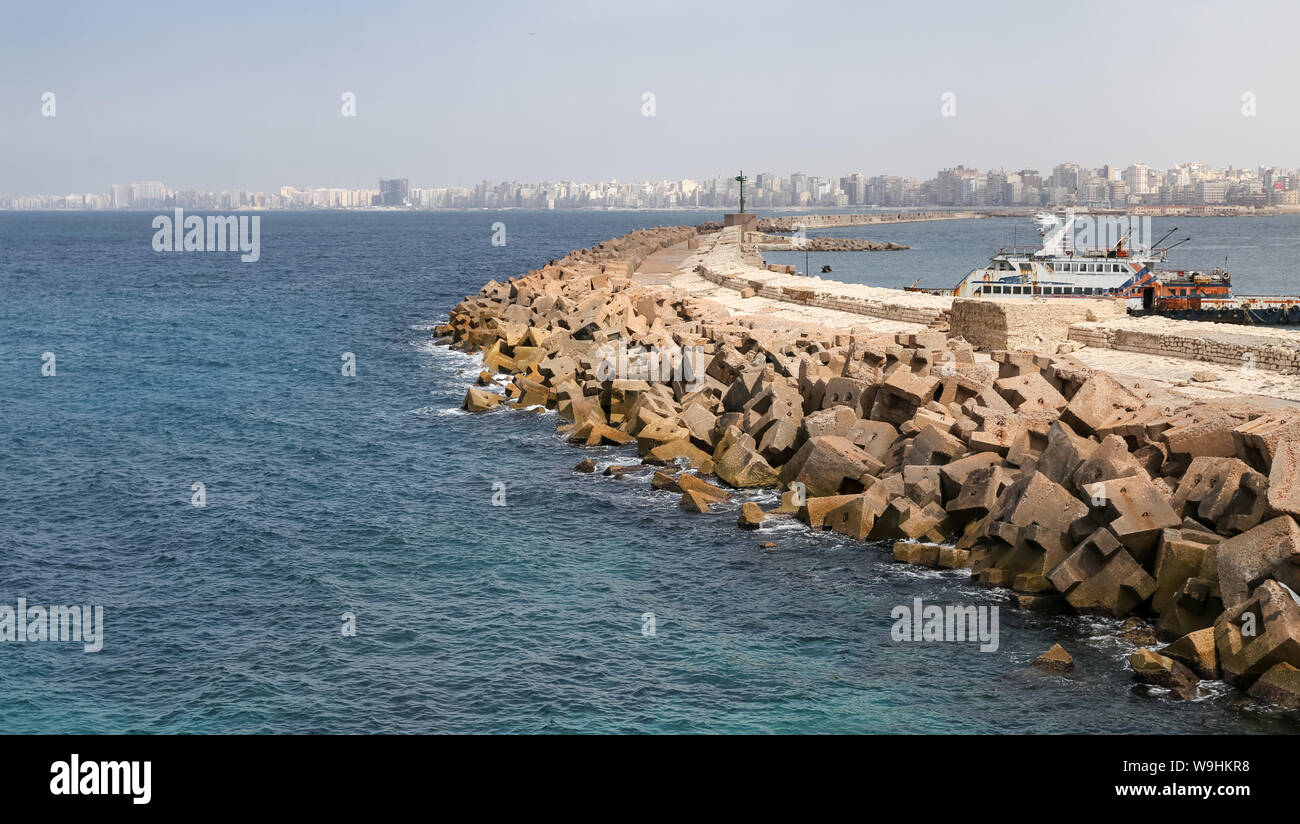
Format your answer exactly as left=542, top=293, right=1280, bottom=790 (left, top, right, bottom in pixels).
left=950, top=298, right=1128, bottom=351
left=1069, top=318, right=1300, bottom=375
left=751, top=233, right=909, bottom=251
left=756, top=211, right=980, bottom=232
left=437, top=223, right=1300, bottom=714
left=694, top=265, right=948, bottom=326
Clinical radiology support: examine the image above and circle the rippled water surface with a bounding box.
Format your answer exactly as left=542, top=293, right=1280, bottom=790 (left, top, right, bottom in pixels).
left=1, top=210, right=1297, bottom=733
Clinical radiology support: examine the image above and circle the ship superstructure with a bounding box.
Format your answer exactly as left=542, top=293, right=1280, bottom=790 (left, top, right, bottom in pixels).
left=910, top=212, right=1231, bottom=311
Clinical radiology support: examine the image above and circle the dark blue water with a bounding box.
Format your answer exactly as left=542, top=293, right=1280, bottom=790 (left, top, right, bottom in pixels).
left=2, top=210, right=1296, bottom=733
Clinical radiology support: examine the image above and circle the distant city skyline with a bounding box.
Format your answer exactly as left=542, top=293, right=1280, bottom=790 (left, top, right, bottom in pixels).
left=4, top=1, right=1299, bottom=196
left=4, top=159, right=1298, bottom=212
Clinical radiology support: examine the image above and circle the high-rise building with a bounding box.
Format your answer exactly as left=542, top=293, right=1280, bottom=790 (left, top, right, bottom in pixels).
left=379, top=178, right=409, bottom=206
left=130, top=181, right=166, bottom=208
left=1124, top=163, right=1150, bottom=195
left=935, top=166, right=979, bottom=206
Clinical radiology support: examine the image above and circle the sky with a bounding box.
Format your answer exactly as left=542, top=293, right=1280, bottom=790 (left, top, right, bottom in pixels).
left=1, top=0, right=1297, bottom=194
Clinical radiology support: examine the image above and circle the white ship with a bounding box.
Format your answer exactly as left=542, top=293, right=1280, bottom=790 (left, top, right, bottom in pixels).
left=909, top=212, right=1231, bottom=310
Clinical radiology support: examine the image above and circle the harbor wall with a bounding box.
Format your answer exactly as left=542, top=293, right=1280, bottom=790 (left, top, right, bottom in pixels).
left=756, top=211, right=979, bottom=231
left=949, top=298, right=1126, bottom=351
left=694, top=265, right=948, bottom=326
left=1068, top=318, right=1300, bottom=375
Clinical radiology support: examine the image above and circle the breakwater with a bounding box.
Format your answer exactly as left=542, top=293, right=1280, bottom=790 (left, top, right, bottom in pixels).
left=755, top=211, right=981, bottom=232
left=437, top=223, right=1300, bottom=712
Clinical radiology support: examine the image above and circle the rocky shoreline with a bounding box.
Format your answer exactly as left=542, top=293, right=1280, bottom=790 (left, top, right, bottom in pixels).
left=436, top=224, right=1300, bottom=712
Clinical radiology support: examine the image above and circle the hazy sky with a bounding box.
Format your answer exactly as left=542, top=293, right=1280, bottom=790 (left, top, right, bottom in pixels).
left=3, top=0, right=1297, bottom=193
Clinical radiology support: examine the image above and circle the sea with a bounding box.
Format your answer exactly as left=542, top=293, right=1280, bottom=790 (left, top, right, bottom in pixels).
left=2, top=209, right=1298, bottom=733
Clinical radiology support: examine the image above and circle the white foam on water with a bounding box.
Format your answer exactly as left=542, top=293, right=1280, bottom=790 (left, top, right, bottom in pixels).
left=758, top=519, right=808, bottom=533
left=408, top=406, right=470, bottom=417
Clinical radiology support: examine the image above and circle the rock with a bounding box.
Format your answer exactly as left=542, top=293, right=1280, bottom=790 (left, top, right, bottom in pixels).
left=651, top=470, right=682, bottom=493
left=721, top=367, right=766, bottom=413
left=680, top=487, right=716, bottom=513
left=994, top=372, right=1068, bottom=414
left=1048, top=527, right=1157, bottom=616
left=1129, top=648, right=1200, bottom=700
left=946, top=465, right=1017, bottom=523
left=714, top=440, right=781, bottom=488
left=1214, top=579, right=1300, bottom=687
left=1152, top=529, right=1223, bottom=639
left=760, top=541, right=777, bottom=548
left=1267, top=439, right=1300, bottom=517
left=938, top=547, right=972, bottom=569
left=938, top=452, right=1005, bottom=499
left=802, top=405, right=859, bottom=439
left=1119, top=617, right=1159, bottom=646
left=800, top=493, right=860, bottom=529
left=1234, top=408, right=1300, bottom=472
left=1215, top=516, right=1300, bottom=610
left=892, top=542, right=941, bottom=567
left=462, top=387, right=507, bottom=412
left=677, top=473, right=731, bottom=503
left=846, top=419, right=898, bottom=462
left=647, top=439, right=713, bottom=471
left=1191, top=370, right=1221, bottom=382
left=1082, top=476, right=1181, bottom=559
left=779, top=436, right=882, bottom=498
left=1171, top=456, right=1268, bottom=535
left=1032, top=643, right=1074, bottom=672
left=1162, top=627, right=1220, bottom=680
left=1060, top=373, right=1144, bottom=437
left=738, top=501, right=766, bottom=529
left=987, top=472, right=1089, bottom=534
left=1247, top=662, right=1300, bottom=708
left=826, top=495, right=877, bottom=540
left=635, top=417, right=692, bottom=457
left=1035, top=421, right=1097, bottom=486
left=903, top=424, right=968, bottom=466
left=1073, top=435, right=1147, bottom=489
left=581, top=422, right=636, bottom=447
left=573, top=458, right=596, bottom=473
left=756, top=417, right=801, bottom=466
left=1161, top=406, right=1243, bottom=460
left=1017, top=593, right=1069, bottom=613
left=821, top=376, right=873, bottom=417
left=678, top=403, right=719, bottom=449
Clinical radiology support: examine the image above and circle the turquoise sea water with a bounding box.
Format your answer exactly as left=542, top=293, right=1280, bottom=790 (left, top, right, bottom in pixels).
left=1, top=210, right=1297, bottom=733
